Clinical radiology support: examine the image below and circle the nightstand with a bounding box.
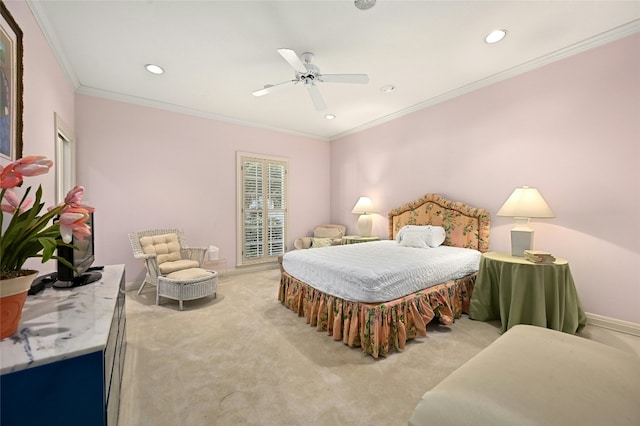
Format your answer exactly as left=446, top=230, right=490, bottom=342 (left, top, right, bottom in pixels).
left=469, top=251, right=586, bottom=334
left=342, top=235, right=380, bottom=245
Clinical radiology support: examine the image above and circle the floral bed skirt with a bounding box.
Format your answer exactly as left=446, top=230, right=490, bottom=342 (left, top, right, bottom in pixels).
left=278, top=271, right=476, bottom=358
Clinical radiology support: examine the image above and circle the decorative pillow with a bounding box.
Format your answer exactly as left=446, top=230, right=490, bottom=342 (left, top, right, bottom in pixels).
left=311, top=237, right=333, bottom=248
left=396, top=225, right=427, bottom=243
left=294, top=237, right=312, bottom=250
left=396, top=225, right=446, bottom=248
left=426, top=226, right=446, bottom=248
left=399, top=232, right=428, bottom=248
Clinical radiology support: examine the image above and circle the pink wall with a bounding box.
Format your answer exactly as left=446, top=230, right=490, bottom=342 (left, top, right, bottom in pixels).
left=74, top=96, right=331, bottom=283
left=331, top=34, right=640, bottom=324
left=12, top=0, right=639, bottom=323
left=5, top=1, right=76, bottom=273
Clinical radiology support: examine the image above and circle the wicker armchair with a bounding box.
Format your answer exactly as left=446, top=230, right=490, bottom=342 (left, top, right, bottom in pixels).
left=129, top=228, right=208, bottom=295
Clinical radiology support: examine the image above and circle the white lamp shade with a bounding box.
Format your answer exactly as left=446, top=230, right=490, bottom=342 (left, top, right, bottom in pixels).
left=351, top=196, right=375, bottom=214
left=496, top=187, right=555, bottom=218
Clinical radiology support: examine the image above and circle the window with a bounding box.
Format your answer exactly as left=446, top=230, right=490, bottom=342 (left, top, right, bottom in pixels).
left=236, top=152, right=288, bottom=266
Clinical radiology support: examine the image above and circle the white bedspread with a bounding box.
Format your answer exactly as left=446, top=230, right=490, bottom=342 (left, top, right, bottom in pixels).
left=282, top=240, right=481, bottom=303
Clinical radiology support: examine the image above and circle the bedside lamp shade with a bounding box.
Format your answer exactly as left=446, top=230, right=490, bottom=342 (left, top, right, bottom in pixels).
left=497, top=186, right=554, bottom=257
left=352, top=196, right=375, bottom=237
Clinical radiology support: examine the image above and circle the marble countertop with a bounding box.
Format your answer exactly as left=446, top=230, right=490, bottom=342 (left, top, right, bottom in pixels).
left=0, top=264, right=124, bottom=375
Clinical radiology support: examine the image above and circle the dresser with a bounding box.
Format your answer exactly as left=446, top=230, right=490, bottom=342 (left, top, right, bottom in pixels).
left=0, top=265, right=126, bottom=426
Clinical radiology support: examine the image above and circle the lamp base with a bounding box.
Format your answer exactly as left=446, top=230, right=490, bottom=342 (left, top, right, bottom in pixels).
left=357, top=214, right=373, bottom=237
left=510, top=228, right=534, bottom=257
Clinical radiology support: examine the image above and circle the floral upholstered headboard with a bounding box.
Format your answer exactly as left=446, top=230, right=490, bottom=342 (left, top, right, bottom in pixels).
left=388, top=194, right=491, bottom=253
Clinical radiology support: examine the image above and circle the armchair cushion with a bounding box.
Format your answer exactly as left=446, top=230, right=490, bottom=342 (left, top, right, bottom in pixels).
left=160, top=259, right=200, bottom=275
left=313, top=225, right=345, bottom=240
left=140, top=233, right=181, bottom=264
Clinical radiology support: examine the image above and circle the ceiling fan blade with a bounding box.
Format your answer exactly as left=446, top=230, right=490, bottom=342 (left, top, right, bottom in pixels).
left=306, top=85, right=326, bottom=111
left=319, top=74, right=370, bottom=84
left=252, top=80, right=296, bottom=97
left=277, top=48, right=307, bottom=74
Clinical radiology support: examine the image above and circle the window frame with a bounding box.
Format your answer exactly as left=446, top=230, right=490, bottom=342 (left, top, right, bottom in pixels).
left=236, top=152, right=288, bottom=266
left=54, top=113, right=76, bottom=204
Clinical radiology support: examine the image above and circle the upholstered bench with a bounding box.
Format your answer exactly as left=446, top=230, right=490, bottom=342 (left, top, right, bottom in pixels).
left=409, top=324, right=640, bottom=426
left=157, top=268, right=217, bottom=310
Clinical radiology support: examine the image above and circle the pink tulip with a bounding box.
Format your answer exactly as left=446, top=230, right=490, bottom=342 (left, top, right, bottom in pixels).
left=13, top=156, right=53, bottom=177
left=0, top=171, right=22, bottom=189
left=0, top=189, right=33, bottom=213
left=59, top=207, right=91, bottom=243
left=62, top=186, right=95, bottom=212
left=0, top=156, right=53, bottom=188
left=64, top=185, right=85, bottom=205
left=0, top=161, right=22, bottom=188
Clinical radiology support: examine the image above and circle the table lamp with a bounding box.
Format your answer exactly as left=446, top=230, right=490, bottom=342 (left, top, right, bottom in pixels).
left=351, top=196, right=375, bottom=237
left=496, top=186, right=555, bottom=257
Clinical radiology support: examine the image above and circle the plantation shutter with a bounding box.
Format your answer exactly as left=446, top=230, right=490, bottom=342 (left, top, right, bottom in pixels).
left=238, top=153, right=287, bottom=265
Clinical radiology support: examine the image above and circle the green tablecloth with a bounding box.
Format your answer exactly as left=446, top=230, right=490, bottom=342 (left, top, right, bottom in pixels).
left=469, top=252, right=587, bottom=334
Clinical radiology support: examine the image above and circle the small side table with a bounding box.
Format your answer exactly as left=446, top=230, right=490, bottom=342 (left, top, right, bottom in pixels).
left=469, top=252, right=586, bottom=334
left=203, top=258, right=227, bottom=277
left=342, top=236, right=380, bottom=245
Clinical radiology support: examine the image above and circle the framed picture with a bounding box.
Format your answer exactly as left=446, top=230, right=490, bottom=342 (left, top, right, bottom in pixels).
left=0, top=1, right=23, bottom=161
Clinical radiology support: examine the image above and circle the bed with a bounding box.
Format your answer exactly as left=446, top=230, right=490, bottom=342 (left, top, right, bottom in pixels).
left=278, top=193, right=491, bottom=358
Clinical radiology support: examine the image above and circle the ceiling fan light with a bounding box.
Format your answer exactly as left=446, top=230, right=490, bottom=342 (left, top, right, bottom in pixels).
left=485, top=29, right=508, bottom=44
left=145, top=64, right=164, bottom=74
left=354, top=0, right=376, bottom=11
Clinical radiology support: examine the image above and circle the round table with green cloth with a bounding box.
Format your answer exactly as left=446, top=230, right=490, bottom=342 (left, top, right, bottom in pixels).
left=469, top=252, right=587, bottom=334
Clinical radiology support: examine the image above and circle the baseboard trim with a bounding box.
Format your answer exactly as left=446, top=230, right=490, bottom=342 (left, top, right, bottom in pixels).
left=225, top=262, right=279, bottom=276
left=586, top=313, right=640, bottom=337
left=124, top=262, right=279, bottom=292
left=124, top=281, right=140, bottom=292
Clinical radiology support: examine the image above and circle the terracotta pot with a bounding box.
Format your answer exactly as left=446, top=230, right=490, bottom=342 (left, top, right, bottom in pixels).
left=0, top=270, right=38, bottom=339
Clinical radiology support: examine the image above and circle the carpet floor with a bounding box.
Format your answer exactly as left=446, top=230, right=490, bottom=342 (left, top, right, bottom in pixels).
left=118, top=267, right=640, bottom=426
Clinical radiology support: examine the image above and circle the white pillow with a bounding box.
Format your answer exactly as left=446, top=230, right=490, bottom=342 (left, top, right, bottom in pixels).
left=427, top=226, right=446, bottom=248
left=396, top=225, right=446, bottom=248
left=396, top=225, right=417, bottom=243
left=399, top=232, right=428, bottom=248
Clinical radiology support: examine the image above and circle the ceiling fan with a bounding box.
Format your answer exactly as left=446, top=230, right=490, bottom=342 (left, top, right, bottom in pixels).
left=252, top=48, right=370, bottom=111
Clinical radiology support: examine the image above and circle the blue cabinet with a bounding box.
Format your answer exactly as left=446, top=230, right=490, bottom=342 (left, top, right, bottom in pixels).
left=0, top=265, right=126, bottom=426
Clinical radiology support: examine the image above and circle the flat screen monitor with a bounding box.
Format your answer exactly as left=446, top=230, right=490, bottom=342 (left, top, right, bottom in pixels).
left=54, top=212, right=102, bottom=288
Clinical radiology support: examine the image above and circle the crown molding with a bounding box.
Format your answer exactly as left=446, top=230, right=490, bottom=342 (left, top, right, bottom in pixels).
left=76, top=86, right=329, bottom=142
left=27, top=0, right=80, bottom=89
left=27, top=0, right=638, bottom=143
left=330, top=20, right=640, bottom=141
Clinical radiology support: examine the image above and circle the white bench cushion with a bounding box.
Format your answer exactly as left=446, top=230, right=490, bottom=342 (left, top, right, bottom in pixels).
left=409, top=324, right=640, bottom=426
left=166, top=268, right=213, bottom=281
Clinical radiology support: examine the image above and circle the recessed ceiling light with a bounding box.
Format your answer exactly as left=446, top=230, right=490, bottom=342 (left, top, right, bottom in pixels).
left=381, top=85, right=396, bottom=93
left=325, top=114, right=336, bottom=120
left=485, top=29, right=508, bottom=44
left=354, top=0, right=376, bottom=10
left=145, top=64, right=164, bottom=75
